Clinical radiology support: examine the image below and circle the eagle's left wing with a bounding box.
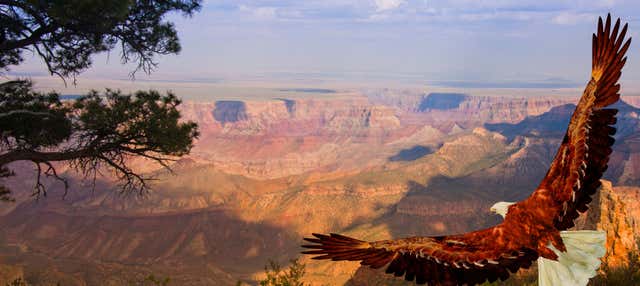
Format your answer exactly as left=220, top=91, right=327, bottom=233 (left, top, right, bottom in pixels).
left=303, top=226, right=539, bottom=285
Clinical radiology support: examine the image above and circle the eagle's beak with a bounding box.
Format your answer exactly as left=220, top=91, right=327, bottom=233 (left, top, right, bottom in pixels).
left=489, top=207, right=496, bottom=214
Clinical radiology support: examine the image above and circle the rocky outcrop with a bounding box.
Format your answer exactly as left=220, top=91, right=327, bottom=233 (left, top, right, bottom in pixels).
left=614, top=185, right=640, bottom=242
left=574, top=180, right=638, bottom=268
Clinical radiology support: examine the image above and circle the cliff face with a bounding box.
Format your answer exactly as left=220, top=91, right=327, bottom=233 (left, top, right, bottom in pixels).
left=178, top=97, right=404, bottom=179
left=174, top=93, right=605, bottom=180
left=614, top=185, right=640, bottom=256
left=175, top=93, right=640, bottom=180
left=418, top=93, right=578, bottom=123
left=368, top=90, right=579, bottom=125
left=574, top=180, right=638, bottom=268
left=181, top=97, right=401, bottom=138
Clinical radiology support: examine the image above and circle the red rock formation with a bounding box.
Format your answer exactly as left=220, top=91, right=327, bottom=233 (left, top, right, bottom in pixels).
left=574, top=180, right=638, bottom=268
left=615, top=185, right=640, bottom=242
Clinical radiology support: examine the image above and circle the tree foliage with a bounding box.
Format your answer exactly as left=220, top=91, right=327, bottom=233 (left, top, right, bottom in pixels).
left=0, top=80, right=198, bottom=198
left=0, top=166, right=14, bottom=201
left=130, top=274, right=170, bottom=286
left=0, top=0, right=201, bottom=79
left=589, top=250, right=640, bottom=286
left=5, top=278, right=29, bottom=286
left=0, top=0, right=201, bottom=200
left=259, top=259, right=308, bottom=286
left=0, top=79, right=71, bottom=149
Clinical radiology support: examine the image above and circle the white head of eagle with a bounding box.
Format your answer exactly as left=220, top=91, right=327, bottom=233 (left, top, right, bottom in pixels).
left=490, top=201, right=516, bottom=218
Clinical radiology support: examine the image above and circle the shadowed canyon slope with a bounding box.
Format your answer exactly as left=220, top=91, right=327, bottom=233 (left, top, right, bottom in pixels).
left=1, top=90, right=640, bottom=285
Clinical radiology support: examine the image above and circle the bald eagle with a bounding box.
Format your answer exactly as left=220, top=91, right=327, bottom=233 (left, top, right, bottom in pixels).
left=302, top=14, right=631, bottom=286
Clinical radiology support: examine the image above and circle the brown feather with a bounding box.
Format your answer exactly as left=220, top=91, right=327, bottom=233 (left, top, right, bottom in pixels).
left=534, top=14, right=630, bottom=230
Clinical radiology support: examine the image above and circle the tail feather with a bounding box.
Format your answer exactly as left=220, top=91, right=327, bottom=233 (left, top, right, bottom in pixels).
left=538, top=230, right=606, bottom=286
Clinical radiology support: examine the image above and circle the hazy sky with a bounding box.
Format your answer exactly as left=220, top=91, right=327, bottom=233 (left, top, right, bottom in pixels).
left=9, top=0, right=640, bottom=91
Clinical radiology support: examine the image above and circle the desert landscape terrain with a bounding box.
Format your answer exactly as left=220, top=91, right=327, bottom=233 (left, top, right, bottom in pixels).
left=1, top=86, right=640, bottom=285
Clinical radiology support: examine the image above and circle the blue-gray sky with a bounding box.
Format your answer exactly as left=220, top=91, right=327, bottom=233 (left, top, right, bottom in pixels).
left=10, top=0, right=640, bottom=91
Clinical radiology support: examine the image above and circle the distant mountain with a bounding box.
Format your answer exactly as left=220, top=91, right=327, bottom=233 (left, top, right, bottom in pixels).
left=486, top=100, right=640, bottom=186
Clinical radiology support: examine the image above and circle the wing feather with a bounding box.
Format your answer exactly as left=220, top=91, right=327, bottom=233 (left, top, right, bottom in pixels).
left=533, top=14, right=631, bottom=230
left=302, top=230, right=538, bottom=285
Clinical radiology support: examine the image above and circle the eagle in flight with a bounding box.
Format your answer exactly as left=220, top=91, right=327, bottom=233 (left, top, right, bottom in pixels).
left=302, top=14, right=631, bottom=286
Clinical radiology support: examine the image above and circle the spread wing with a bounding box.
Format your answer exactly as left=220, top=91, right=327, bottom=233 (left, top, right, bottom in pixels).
left=303, top=225, right=539, bottom=285
left=302, top=14, right=631, bottom=285
left=532, top=14, right=631, bottom=230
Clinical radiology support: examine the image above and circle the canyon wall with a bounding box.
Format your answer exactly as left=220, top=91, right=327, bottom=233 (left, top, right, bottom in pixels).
left=2, top=90, right=640, bottom=285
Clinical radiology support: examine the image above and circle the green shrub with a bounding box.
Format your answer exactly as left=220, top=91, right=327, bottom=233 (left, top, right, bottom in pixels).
left=6, top=278, right=28, bottom=286
left=259, top=259, right=308, bottom=286
left=589, top=250, right=640, bottom=286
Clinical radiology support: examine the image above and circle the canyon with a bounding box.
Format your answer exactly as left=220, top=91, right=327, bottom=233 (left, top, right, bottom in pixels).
left=1, top=89, right=639, bottom=285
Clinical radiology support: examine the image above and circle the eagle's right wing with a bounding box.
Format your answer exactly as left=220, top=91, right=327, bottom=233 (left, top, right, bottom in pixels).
left=530, top=14, right=631, bottom=230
